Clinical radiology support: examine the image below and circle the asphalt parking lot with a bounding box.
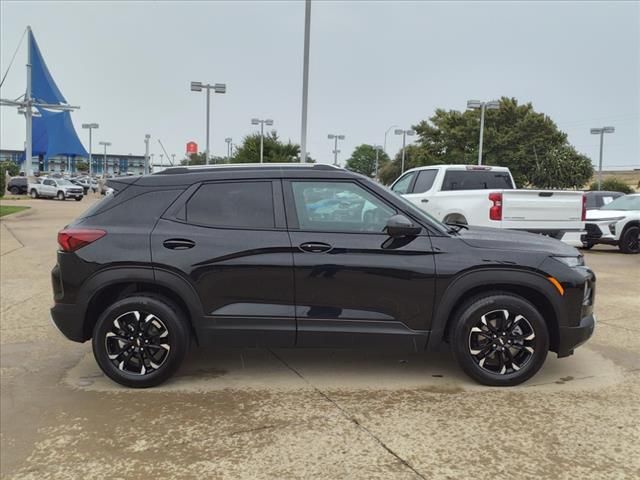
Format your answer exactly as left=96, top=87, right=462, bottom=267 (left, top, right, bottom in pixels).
left=1, top=197, right=639, bottom=479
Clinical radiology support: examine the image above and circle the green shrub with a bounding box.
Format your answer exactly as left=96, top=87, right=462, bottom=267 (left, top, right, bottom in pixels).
left=589, top=177, right=634, bottom=194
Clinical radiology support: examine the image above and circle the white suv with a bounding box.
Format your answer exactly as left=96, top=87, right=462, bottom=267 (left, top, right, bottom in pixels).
left=582, top=194, right=640, bottom=254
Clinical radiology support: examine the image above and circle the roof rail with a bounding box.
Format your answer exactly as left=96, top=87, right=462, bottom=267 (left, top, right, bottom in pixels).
left=156, top=163, right=342, bottom=175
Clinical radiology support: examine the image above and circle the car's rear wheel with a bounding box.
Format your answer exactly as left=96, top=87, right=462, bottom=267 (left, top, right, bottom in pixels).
left=451, top=293, right=549, bottom=386
left=10, top=186, right=20, bottom=195
left=92, top=295, right=190, bottom=388
left=619, top=225, right=640, bottom=254
left=57, top=191, right=65, bottom=201
left=30, top=189, right=38, bottom=199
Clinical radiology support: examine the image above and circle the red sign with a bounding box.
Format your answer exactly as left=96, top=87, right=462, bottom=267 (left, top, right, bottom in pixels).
left=186, top=141, right=198, bottom=154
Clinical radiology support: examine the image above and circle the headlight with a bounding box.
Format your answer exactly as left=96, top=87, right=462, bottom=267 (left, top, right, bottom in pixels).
left=589, top=216, right=624, bottom=222
left=552, top=256, right=584, bottom=267
left=608, top=223, right=616, bottom=235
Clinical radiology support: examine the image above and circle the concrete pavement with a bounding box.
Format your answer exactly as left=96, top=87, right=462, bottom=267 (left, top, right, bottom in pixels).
left=1, top=197, right=639, bottom=479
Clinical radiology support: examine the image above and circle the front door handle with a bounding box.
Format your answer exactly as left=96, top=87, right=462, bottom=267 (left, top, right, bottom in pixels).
left=163, top=238, right=196, bottom=250
left=299, top=242, right=332, bottom=253
left=421, top=198, right=429, bottom=203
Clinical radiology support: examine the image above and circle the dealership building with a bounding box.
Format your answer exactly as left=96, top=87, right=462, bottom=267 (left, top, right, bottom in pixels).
left=0, top=149, right=146, bottom=176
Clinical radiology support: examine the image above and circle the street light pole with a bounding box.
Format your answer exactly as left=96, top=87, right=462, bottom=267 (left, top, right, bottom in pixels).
left=383, top=125, right=398, bottom=157
left=191, top=81, right=227, bottom=164
left=144, top=134, right=150, bottom=175
left=327, top=134, right=345, bottom=166
left=590, top=126, right=615, bottom=190
left=467, top=99, right=500, bottom=165
left=252, top=118, right=274, bottom=163
left=300, top=0, right=311, bottom=162
left=99, top=141, right=111, bottom=177
left=225, top=137, right=232, bottom=162
left=82, top=123, right=99, bottom=177
left=373, top=144, right=382, bottom=180
left=394, top=129, right=415, bottom=174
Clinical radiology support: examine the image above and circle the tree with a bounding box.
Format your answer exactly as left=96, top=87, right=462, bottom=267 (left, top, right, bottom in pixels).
left=589, top=177, right=634, bottom=194
left=75, top=161, right=89, bottom=172
left=233, top=131, right=314, bottom=163
left=381, top=97, right=593, bottom=188
left=345, top=144, right=390, bottom=177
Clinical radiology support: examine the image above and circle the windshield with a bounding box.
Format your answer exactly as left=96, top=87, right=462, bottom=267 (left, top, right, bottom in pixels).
left=601, top=195, right=640, bottom=211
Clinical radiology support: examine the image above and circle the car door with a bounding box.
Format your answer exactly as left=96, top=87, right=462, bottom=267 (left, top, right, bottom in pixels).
left=42, top=179, right=56, bottom=197
left=151, top=179, right=296, bottom=347
left=401, top=169, right=438, bottom=210
left=284, top=179, right=436, bottom=349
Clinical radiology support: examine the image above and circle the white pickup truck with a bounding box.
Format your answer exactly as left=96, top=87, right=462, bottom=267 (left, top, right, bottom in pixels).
left=29, top=177, right=84, bottom=201
left=390, top=165, right=585, bottom=238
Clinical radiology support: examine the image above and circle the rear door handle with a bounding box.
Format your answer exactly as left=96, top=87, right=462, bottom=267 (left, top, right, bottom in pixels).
left=163, top=238, right=196, bottom=250
left=299, top=242, right=332, bottom=253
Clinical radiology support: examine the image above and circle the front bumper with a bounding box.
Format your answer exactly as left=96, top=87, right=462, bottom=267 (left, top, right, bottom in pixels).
left=50, top=303, right=86, bottom=342
left=557, top=314, right=596, bottom=357
left=65, top=190, right=84, bottom=198
left=581, top=222, right=619, bottom=245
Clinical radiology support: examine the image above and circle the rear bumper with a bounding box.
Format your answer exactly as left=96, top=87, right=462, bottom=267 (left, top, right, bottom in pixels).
left=557, top=314, right=596, bottom=357
left=50, top=303, right=86, bottom=342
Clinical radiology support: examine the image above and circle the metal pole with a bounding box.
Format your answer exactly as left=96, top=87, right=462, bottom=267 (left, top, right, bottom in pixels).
left=401, top=132, right=407, bottom=174
left=333, top=136, right=338, bottom=166
left=383, top=125, right=398, bottom=157
left=478, top=102, right=486, bottom=165
left=260, top=121, right=264, bottom=163
left=300, top=0, right=311, bottom=162
left=375, top=146, right=379, bottom=180
left=88, top=129, right=92, bottom=177
left=103, top=144, right=107, bottom=178
left=144, top=135, right=150, bottom=175
left=205, top=86, right=211, bottom=164
left=597, top=130, right=604, bottom=190
left=24, top=26, right=33, bottom=177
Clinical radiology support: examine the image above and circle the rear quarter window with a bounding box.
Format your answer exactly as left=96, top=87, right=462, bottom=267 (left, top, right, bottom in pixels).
left=441, top=170, right=513, bottom=191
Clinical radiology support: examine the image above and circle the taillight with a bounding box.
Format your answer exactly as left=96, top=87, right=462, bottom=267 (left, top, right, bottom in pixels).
left=581, top=193, right=586, bottom=221
left=57, top=228, right=106, bottom=252
left=489, top=192, right=502, bottom=221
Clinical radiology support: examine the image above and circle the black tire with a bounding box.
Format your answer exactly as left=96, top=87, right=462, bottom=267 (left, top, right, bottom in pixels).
left=451, top=292, right=549, bottom=386
left=57, top=191, right=65, bottom=201
left=619, top=225, right=640, bottom=254
left=75, top=196, right=82, bottom=201
left=580, top=243, right=593, bottom=250
left=10, top=186, right=19, bottom=195
left=92, top=294, right=190, bottom=388
left=30, top=189, right=38, bottom=199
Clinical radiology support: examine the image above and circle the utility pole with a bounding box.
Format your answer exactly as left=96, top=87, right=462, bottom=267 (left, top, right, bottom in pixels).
left=394, top=129, right=415, bottom=174
left=467, top=99, right=499, bottom=165
left=252, top=118, right=274, bottom=163
left=190, top=81, right=226, bottom=164
left=300, top=0, right=311, bottom=162
left=144, top=134, right=150, bottom=175
left=590, top=126, right=615, bottom=190
left=82, top=124, right=99, bottom=177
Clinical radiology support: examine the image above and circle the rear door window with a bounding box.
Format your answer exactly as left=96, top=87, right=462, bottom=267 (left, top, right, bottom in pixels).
left=412, top=170, right=437, bottom=193
left=186, top=181, right=275, bottom=229
left=441, top=170, right=513, bottom=191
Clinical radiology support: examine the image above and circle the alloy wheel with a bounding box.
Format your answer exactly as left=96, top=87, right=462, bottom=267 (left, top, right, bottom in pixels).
left=626, top=228, right=639, bottom=252
left=105, top=310, right=171, bottom=375
left=468, top=309, right=536, bottom=375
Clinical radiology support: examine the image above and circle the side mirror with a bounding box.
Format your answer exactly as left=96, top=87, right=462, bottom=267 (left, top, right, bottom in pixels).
left=385, top=214, right=421, bottom=237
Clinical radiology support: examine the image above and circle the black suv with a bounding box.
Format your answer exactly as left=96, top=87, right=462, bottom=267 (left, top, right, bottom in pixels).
left=7, top=177, right=28, bottom=195
left=51, top=165, right=596, bottom=388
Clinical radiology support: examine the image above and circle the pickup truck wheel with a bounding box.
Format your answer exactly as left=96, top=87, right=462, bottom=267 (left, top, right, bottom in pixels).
left=75, top=196, right=83, bottom=201
left=451, top=293, right=549, bottom=386
left=10, top=186, right=20, bottom=195
left=92, top=295, right=190, bottom=388
left=57, top=191, right=65, bottom=201
left=619, top=225, right=640, bottom=254
left=30, top=189, right=39, bottom=199
left=580, top=242, right=593, bottom=250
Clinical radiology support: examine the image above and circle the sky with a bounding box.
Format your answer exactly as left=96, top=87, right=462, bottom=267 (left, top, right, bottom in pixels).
left=1, top=0, right=639, bottom=170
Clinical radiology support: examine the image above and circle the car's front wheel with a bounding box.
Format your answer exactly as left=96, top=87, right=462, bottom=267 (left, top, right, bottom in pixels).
left=75, top=196, right=82, bottom=201
left=619, top=225, right=640, bottom=254
left=92, top=295, right=190, bottom=388
left=57, top=191, right=65, bottom=201
left=451, top=293, right=549, bottom=386
left=30, top=189, right=38, bottom=199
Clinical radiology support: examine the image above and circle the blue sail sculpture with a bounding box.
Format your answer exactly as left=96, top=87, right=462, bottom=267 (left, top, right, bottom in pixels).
left=28, top=30, right=87, bottom=162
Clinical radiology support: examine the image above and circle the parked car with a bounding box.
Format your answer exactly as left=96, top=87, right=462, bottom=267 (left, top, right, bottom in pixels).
left=50, top=164, right=595, bottom=388
left=29, top=178, right=84, bottom=201
left=582, top=194, right=640, bottom=253
left=6, top=177, right=29, bottom=195
left=584, top=190, right=624, bottom=210
left=390, top=165, right=585, bottom=239
left=70, top=178, right=90, bottom=195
